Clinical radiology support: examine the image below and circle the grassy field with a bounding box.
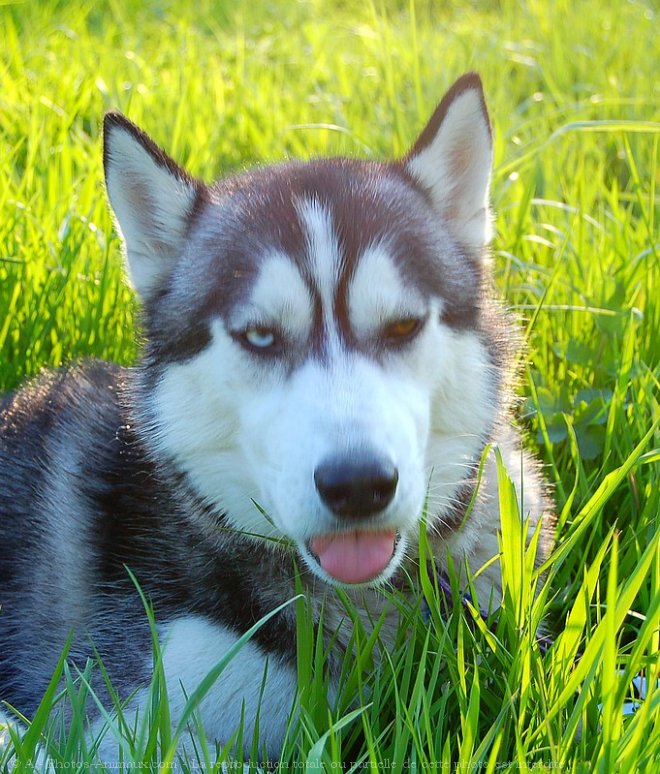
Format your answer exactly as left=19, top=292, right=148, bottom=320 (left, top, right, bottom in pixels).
left=1, top=0, right=659, bottom=771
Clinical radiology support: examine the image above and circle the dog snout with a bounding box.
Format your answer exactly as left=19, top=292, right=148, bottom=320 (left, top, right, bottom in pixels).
left=314, top=453, right=399, bottom=519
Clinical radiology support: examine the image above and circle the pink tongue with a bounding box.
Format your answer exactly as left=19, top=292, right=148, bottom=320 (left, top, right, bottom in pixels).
left=310, top=530, right=396, bottom=584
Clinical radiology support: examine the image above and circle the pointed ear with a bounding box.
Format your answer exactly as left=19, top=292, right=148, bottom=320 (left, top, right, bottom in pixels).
left=404, top=73, right=493, bottom=253
left=103, top=112, right=204, bottom=301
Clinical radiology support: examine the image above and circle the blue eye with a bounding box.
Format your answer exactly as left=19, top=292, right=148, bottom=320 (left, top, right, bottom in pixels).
left=242, top=327, right=277, bottom=350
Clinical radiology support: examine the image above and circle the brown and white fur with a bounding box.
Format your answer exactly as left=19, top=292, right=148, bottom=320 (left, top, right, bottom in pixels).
left=0, top=73, right=553, bottom=766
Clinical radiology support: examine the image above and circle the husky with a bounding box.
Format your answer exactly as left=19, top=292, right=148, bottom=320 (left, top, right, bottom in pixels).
left=0, top=73, right=553, bottom=766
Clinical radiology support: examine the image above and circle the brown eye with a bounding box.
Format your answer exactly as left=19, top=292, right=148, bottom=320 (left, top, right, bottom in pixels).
left=382, top=317, right=423, bottom=344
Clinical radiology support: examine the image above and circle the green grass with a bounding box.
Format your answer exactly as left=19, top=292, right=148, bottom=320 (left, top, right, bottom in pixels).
left=1, top=0, right=659, bottom=770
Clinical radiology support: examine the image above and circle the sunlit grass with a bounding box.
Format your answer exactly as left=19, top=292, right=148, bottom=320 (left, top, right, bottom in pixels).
left=1, top=0, right=658, bottom=770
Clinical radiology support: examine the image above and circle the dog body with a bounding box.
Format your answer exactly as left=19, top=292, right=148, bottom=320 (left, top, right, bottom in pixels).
left=0, top=74, right=552, bottom=763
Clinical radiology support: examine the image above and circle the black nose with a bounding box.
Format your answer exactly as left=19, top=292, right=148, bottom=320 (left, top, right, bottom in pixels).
left=314, top=454, right=399, bottom=519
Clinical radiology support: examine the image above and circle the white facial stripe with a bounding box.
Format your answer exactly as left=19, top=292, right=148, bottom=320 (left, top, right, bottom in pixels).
left=348, top=244, right=430, bottom=340
left=296, top=197, right=340, bottom=342
left=228, top=252, right=312, bottom=341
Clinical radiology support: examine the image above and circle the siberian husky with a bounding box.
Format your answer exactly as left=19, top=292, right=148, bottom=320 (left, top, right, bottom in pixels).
left=0, top=73, right=553, bottom=765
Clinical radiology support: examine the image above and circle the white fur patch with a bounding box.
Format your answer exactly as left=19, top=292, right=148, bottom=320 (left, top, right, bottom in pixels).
left=0, top=712, right=53, bottom=772
left=161, top=617, right=297, bottom=753
left=93, top=616, right=297, bottom=765
left=0, top=710, right=17, bottom=756
left=228, top=252, right=313, bottom=344
left=347, top=244, right=429, bottom=341
left=151, top=319, right=283, bottom=541
left=424, top=327, right=497, bottom=502
left=295, top=198, right=341, bottom=348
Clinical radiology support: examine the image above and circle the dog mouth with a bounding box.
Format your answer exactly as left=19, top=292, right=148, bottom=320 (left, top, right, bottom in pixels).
left=306, top=529, right=399, bottom=585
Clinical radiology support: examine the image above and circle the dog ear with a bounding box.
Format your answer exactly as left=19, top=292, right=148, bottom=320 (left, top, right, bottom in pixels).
left=404, top=73, right=493, bottom=253
left=103, top=113, right=204, bottom=301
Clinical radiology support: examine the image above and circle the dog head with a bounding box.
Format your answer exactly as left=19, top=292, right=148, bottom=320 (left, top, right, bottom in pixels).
left=104, top=73, right=499, bottom=587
